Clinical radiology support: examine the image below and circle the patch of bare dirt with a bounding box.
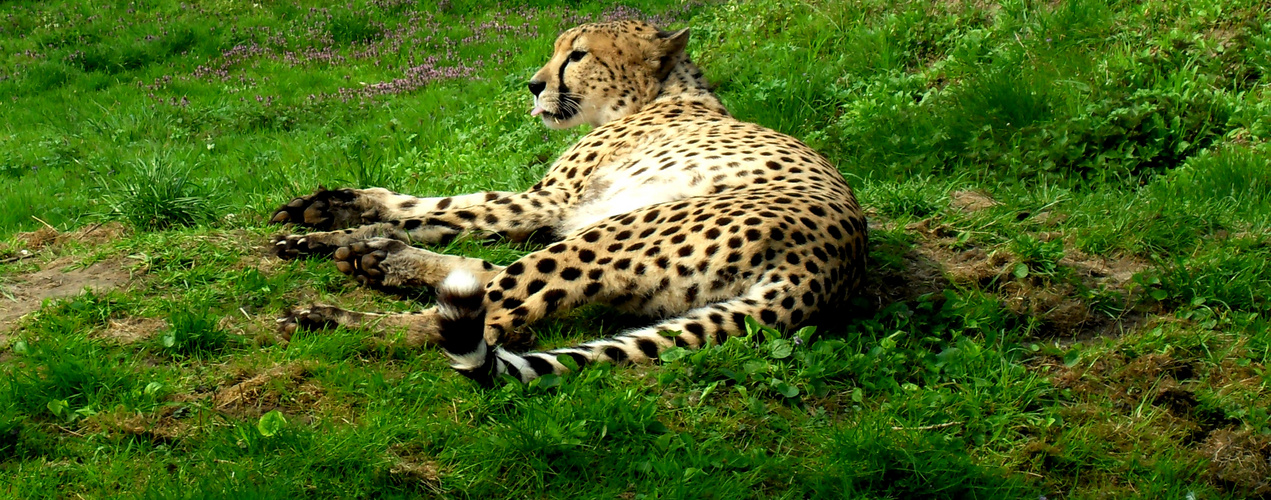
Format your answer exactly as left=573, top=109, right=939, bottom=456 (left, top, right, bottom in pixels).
left=1, top=257, right=137, bottom=336
left=1032, top=351, right=1271, bottom=497
left=211, top=362, right=323, bottom=419
left=884, top=217, right=1150, bottom=338
left=1046, top=353, right=1200, bottom=411
left=858, top=246, right=950, bottom=309
left=14, top=222, right=129, bottom=251
left=931, top=0, right=1002, bottom=16
left=86, top=406, right=196, bottom=444
left=386, top=443, right=444, bottom=489
left=250, top=252, right=288, bottom=274
left=949, top=190, right=1000, bottom=213
left=1198, top=429, right=1271, bottom=495
left=92, top=316, right=166, bottom=344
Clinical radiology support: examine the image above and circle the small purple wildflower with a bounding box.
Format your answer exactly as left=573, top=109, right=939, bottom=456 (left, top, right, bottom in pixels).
left=167, top=3, right=701, bottom=107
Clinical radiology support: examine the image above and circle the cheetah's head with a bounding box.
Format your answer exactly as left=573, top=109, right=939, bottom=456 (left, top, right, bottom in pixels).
left=528, top=21, right=690, bottom=129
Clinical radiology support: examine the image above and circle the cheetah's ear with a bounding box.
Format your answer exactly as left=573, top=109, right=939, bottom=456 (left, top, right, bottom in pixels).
left=656, top=28, right=690, bottom=48
left=651, top=28, right=690, bottom=80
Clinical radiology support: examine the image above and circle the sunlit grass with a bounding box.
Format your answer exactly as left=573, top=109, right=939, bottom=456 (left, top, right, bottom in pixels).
left=1, top=0, right=1269, bottom=497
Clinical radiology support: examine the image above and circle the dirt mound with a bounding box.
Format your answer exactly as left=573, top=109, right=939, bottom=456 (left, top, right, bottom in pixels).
left=1, top=257, right=137, bottom=335
left=87, top=406, right=196, bottom=444
left=93, top=316, right=166, bottom=344
left=1037, top=352, right=1271, bottom=496
left=871, top=216, right=1149, bottom=338
left=949, top=190, right=1000, bottom=213
left=1199, top=429, right=1271, bottom=494
left=387, top=443, right=444, bottom=489
left=11, top=222, right=128, bottom=252
left=211, top=362, right=323, bottom=419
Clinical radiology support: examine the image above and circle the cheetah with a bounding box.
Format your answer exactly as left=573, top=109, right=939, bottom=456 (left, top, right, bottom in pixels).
left=270, top=21, right=868, bottom=386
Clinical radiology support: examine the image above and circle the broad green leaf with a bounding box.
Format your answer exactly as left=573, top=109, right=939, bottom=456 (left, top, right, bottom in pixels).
left=795, top=326, right=817, bottom=345
left=1013, top=263, right=1029, bottom=278
left=534, top=373, right=562, bottom=389
left=771, top=378, right=799, bottom=398
left=698, top=380, right=720, bottom=405
left=744, top=316, right=761, bottom=339
left=257, top=410, right=287, bottom=437
left=769, top=339, right=793, bottom=359
left=749, top=396, right=767, bottom=414
left=47, top=399, right=69, bottom=418
left=556, top=353, right=579, bottom=371
left=743, top=359, right=768, bottom=375
left=660, top=346, right=688, bottom=362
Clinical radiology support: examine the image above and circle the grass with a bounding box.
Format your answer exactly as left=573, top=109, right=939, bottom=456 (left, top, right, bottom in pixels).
left=2, top=0, right=1270, bottom=497
left=97, top=154, right=225, bottom=231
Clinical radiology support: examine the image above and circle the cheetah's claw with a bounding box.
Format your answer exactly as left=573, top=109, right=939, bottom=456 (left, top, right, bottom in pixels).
left=271, top=233, right=339, bottom=259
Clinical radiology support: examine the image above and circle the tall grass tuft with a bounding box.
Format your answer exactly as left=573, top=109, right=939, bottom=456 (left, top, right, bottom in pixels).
left=158, top=308, right=233, bottom=358
left=3, top=334, right=143, bottom=420
left=864, top=176, right=947, bottom=218
left=1154, top=145, right=1271, bottom=211
left=98, top=154, right=224, bottom=231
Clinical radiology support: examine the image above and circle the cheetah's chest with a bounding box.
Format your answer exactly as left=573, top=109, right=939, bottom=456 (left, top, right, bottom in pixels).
left=557, top=160, right=704, bottom=236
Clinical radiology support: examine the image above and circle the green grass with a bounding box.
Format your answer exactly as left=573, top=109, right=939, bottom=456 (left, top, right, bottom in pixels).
left=2, top=0, right=1270, bottom=497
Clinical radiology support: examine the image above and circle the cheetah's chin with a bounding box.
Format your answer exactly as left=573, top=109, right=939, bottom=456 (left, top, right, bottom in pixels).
left=537, top=112, right=578, bottom=130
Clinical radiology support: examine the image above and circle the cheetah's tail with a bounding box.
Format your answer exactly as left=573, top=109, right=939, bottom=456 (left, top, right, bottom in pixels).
left=436, top=270, right=500, bottom=386
left=440, top=270, right=808, bottom=386
left=441, top=269, right=603, bottom=387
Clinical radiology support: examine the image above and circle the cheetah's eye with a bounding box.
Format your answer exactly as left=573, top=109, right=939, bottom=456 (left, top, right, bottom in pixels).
left=568, top=50, right=587, bottom=62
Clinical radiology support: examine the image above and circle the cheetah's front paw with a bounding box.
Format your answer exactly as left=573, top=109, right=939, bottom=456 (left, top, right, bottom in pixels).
left=333, top=238, right=417, bottom=288
left=269, top=188, right=377, bottom=230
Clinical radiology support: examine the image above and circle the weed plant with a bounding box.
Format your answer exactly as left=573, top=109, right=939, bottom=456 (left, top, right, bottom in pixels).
left=157, top=308, right=233, bottom=358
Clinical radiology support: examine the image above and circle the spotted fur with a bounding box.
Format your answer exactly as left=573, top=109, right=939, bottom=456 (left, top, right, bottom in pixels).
left=271, top=21, right=868, bottom=385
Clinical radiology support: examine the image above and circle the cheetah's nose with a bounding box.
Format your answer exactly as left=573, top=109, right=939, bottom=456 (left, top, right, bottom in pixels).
left=528, top=80, right=546, bottom=97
